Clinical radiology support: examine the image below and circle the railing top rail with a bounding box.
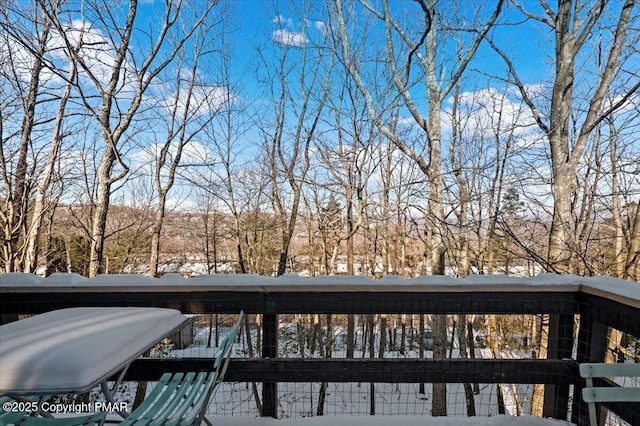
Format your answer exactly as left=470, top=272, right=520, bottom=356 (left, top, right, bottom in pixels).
left=578, top=277, right=640, bottom=310
left=0, top=271, right=586, bottom=289
left=1, top=272, right=638, bottom=309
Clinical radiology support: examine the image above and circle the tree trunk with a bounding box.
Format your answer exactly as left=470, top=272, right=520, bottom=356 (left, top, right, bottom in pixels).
left=347, top=315, right=355, bottom=359
left=25, top=51, right=76, bottom=273
left=608, top=119, right=625, bottom=278
left=149, top=199, right=166, bottom=277
left=368, top=314, right=376, bottom=415
left=466, top=316, right=480, bottom=394
left=346, top=192, right=356, bottom=358
left=2, top=6, right=51, bottom=273
left=419, top=314, right=426, bottom=395
left=317, top=315, right=332, bottom=415
left=379, top=315, right=387, bottom=358
left=487, top=314, right=506, bottom=414
left=400, top=315, right=407, bottom=355
left=457, top=314, right=476, bottom=416
left=243, top=315, right=262, bottom=414
left=425, top=4, right=447, bottom=414
left=625, top=203, right=640, bottom=280
left=89, top=152, right=115, bottom=277
left=531, top=315, right=549, bottom=416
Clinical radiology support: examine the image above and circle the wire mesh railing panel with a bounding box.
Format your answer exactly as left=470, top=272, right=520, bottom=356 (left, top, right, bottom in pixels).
left=269, top=314, right=571, bottom=361
left=166, top=312, right=578, bottom=419
left=207, top=382, right=262, bottom=417
left=204, top=382, right=539, bottom=419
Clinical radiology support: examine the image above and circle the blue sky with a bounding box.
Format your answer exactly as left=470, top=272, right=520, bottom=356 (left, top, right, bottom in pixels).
left=204, top=0, right=555, bottom=121
left=12, top=0, right=634, bottom=210
left=131, top=0, right=556, bottom=207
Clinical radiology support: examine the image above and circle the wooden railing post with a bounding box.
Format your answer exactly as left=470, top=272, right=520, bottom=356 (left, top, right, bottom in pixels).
left=543, top=313, right=575, bottom=420
left=571, top=313, right=609, bottom=424
left=262, top=313, right=278, bottom=418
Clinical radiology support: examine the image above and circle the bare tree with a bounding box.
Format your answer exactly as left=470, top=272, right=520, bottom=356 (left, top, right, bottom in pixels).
left=147, top=12, right=228, bottom=277
left=0, top=1, right=54, bottom=272
left=330, top=0, right=504, bottom=415
left=605, top=104, right=640, bottom=281
left=626, top=203, right=640, bottom=280
left=484, top=0, right=638, bottom=412
left=44, top=0, right=219, bottom=276
left=312, top=82, right=374, bottom=275
left=256, top=6, right=334, bottom=277
left=447, top=84, right=472, bottom=277
left=488, top=0, right=639, bottom=273
left=24, top=35, right=78, bottom=273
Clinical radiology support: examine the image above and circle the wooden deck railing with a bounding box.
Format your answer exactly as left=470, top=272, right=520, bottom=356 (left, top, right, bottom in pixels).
left=1, top=273, right=639, bottom=425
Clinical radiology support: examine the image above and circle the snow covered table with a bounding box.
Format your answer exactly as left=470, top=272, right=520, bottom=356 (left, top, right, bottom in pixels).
left=0, top=307, right=188, bottom=416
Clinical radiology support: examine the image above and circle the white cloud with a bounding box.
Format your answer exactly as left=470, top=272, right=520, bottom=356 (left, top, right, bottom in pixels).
left=55, top=20, right=119, bottom=86
left=397, top=116, right=418, bottom=127
left=171, top=84, right=236, bottom=117
left=272, top=29, right=307, bottom=47
left=443, top=87, right=540, bottom=140
left=506, top=84, right=547, bottom=100
left=314, top=20, right=328, bottom=37
left=304, top=18, right=328, bottom=37
left=153, top=68, right=237, bottom=118
left=132, top=141, right=218, bottom=170
left=513, top=133, right=546, bottom=149
left=182, top=142, right=218, bottom=165
left=40, top=19, right=142, bottom=99
left=272, top=15, right=293, bottom=27
left=271, top=14, right=307, bottom=46
left=0, top=34, right=66, bottom=86
left=131, top=141, right=219, bottom=194
left=606, top=92, right=639, bottom=113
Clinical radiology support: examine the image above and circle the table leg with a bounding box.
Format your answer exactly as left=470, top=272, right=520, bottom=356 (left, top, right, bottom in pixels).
left=100, top=364, right=131, bottom=419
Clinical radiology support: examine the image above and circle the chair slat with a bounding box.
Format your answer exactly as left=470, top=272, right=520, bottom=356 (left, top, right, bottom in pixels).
left=149, top=372, right=203, bottom=425
left=121, top=373, right=186, bottom=425
left=582, top=387, right=640, bottom=403
left=164, top=373, right=216, bottom=426
left=122, top=311, right=244, bottom=426
left=579, top=363, right=640, bottom=378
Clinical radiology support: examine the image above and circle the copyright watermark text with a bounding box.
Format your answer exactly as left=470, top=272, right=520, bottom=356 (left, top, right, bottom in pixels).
left=2, top=400, right=128, bottom=414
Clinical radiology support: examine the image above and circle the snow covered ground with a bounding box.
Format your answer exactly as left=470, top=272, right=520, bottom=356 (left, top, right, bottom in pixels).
left=208, top=414, right=573, bottom=425
left=174, top=326, right=541, bottom=420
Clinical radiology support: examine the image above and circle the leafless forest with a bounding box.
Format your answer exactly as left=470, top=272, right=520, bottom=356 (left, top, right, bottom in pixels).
left=1, top=0, right=639, bottom=280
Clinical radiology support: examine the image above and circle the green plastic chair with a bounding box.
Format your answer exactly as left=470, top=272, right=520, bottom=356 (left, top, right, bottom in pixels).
left=120, top=311, right=244, bottom=426
left=580, top=362, right=640, bottom=426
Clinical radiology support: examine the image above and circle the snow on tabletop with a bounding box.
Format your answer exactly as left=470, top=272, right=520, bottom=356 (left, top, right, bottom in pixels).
left=0, top=307, right=186, bottom=394
left=208, top=415, right=573, bottom=426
